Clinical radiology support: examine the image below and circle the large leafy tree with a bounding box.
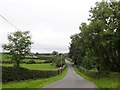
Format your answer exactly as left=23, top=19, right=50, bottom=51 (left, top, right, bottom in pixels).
left=88, top=1, right=120, bottom=72
left=2, top=31, right=32, bottom=67
left=69, top=1, right=120, bottom=72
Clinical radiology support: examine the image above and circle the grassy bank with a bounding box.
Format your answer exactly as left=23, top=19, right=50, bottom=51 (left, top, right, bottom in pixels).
left=2, top=67, right=68, bottom=89
left=1, top=64, right=58, bottom=70
left=74, top=66, right=119, bottom=88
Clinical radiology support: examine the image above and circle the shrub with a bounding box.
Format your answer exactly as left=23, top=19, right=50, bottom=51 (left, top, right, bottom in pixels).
left=79, top=67, right=98, bottom=78
left=1, top=61, right=14, bottom=64
left=2, top=66, right=59, bottom=83
left=37, top=55, right=54, bottom=60
left=81, top=55, right=96, bottom=70
left=26, top=60, right=36, bottom=64
left=52, top=56, right=65, bottom=67
left=44, top=60, right=52, bottom=63
left=78, top=66, right=119, bottom=79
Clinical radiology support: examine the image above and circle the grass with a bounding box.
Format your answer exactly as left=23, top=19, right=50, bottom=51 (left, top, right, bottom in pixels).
left=23, top=59, right=45, bottom=63
left=0, top=53, right=10, bottom=61
left=0, top=53, right=48, bottom=62
left=2, top=67, right=68, bottom=89
left=73, top=66, right=119, bottom=88
left=2, top=64, right=58, bottom=70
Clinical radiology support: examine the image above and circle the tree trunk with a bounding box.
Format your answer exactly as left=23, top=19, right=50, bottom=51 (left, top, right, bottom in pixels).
left=14, top=60, right=20, bottom=68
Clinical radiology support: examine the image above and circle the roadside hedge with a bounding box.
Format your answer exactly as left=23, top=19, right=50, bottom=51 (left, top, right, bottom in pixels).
left=79, top=67, right=98, bottom=78
left=2, top=65, right=66, bottom=83
left=78, top=67, right=119, bottom=78
left=2, top=66, right=57, bottom=83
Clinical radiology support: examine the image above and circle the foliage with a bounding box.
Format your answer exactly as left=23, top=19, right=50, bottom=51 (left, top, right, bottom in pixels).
left=2, top=64, right=58, bottom=70
left=2, top=67, right=68, bottom=88
left=37, top=55, right=54, bottom=60
left=44, top=60, right=52, bottom=63
left=52, top=56, right=65, bottom=67
left=2, top=31, right=32, bottom=67
left=81, top=55, right=96, bottom=70
left=1, top=59, right=45, bottom=64
left=69, top=1, right=120, bottom=72
left=74, top=66, right=119, bottom=88
left=52, top=51, right=59, bottom=56
left=26, top=60, right=36, bottom=64
left=2, top=66, right=58, bottom=83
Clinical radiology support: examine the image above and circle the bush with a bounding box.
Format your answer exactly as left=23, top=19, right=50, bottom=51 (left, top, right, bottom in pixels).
left=81, top=55, right=96, bottom=70
left=37, top=55, right=54, bottom=60
left=26, top=60, right=36, bottom=64
left=2, top=66, right=59, bottom=83
left=44, top=60, right=52, bottom=63
left=52, top=56, right=65, bottom=67
left=78, top=66, right=119, bottom=79
left=1, top=61, right=14, bottom=64
left=79, top=67, right=99, bottom=78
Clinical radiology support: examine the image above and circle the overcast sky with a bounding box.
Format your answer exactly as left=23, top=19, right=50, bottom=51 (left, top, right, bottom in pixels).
left=0, top=0, right=102, bottom=53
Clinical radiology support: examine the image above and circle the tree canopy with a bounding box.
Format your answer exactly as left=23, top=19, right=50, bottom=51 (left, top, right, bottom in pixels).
left=2, top=31, right=32, bottom=67
left=69, top=1, right=120, bottom=72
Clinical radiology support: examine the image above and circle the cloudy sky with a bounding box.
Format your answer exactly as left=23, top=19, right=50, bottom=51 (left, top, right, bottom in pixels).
left=0, top=0, right=102, bottom=53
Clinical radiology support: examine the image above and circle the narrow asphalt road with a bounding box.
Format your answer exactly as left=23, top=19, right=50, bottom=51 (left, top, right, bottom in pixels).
left=43, top=60, right=96, bottom=88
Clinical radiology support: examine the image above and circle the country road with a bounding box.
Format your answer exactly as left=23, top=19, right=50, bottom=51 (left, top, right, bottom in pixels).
left=42, top=60, right=96, bottom=88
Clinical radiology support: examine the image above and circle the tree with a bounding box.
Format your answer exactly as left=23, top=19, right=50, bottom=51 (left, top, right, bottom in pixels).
left=2, top=31, right=32, bottom=67
left=69, top=34, right=85, bottom=66
left=69, top=1, right=120, bottom=72
left=52, top=51, right=59, bottom=56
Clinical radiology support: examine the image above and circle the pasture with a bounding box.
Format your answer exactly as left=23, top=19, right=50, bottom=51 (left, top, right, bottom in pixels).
left=1, top=63, right=58, bottom=70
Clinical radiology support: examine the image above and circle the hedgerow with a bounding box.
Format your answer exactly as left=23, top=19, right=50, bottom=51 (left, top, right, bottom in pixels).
left=78, top=66, right=119, bottom=79
left=2, top=65, right=66, bottom=83
left=2, top=67, right=57, bottom=83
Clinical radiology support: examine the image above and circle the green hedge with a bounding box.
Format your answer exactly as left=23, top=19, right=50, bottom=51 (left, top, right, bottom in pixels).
left=79, top=67, right=119, bottom=78
left=2, top=65, right=66, bottom=83
left=79, top=67, right=109, bottom=78
left=26, top=60, right=36, bottom=64
left=1, top=60, right=46, bottom=64
left=0, top=61, right=14, bottom=64
left=2, top=66, right=58, bottom=83
left=79, top=67, right=98, bottom=78
left=37, top=55, right=54, bottom=60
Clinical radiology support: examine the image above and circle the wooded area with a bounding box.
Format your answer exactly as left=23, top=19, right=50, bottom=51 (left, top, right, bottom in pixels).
left=69, top=1, right=120, bottom=72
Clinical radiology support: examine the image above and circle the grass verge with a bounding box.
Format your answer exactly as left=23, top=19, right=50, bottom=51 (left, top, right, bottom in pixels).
left=73, top=66, right=119, bottom=88
left=2, top=67, right=68, bottom=89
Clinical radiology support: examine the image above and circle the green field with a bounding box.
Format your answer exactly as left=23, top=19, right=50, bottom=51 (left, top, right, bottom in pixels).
left=0, top=53, right=48, bottom=64
left=0, top=53, right=10, bottom=61
left=2, top=64, right=58, bottom=70
left=23, top=59, right=45, bottom=63
left=2, top=67, right=68, bottom=88
left=0, top=53, right=50, bottom=61
left=74, top=66, right=119, bottom=88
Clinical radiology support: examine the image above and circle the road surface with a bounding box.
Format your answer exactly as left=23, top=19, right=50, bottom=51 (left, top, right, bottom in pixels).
left=42, top=60, right=96, bottom=88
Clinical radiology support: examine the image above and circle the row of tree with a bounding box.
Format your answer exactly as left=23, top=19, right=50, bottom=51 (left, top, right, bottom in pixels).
left=69, top=1, right=120, bottom=72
